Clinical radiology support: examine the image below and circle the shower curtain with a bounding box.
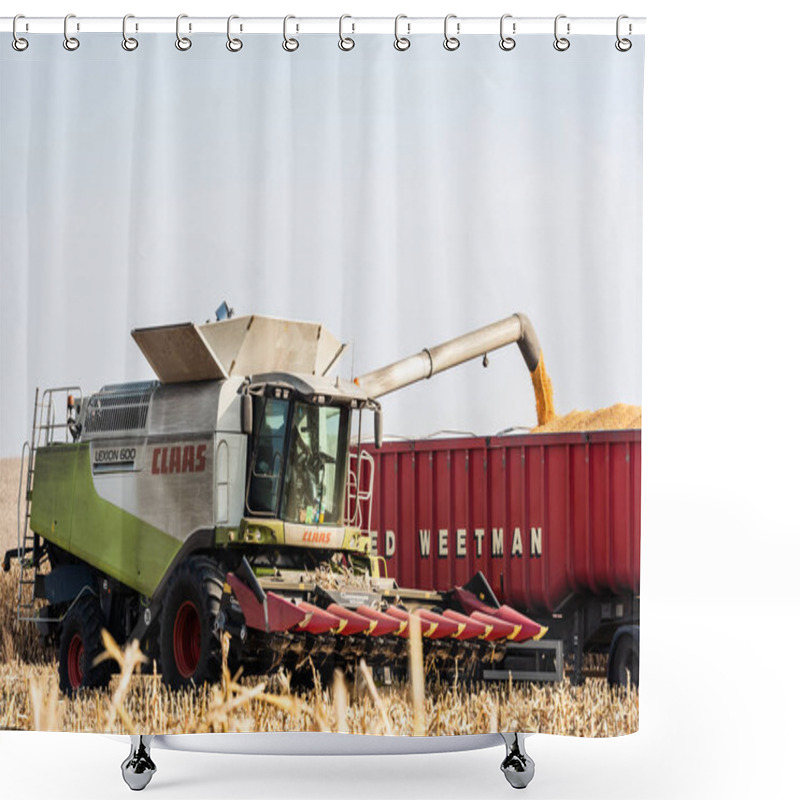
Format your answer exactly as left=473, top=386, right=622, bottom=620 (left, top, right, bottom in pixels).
left=0, top=18, right=644, bottom=738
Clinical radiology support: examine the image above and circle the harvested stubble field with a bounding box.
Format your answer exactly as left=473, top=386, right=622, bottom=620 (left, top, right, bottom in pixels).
left=0, top=454, right=638, bottom=736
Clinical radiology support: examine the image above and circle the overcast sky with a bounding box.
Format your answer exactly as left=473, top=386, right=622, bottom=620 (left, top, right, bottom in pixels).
left=0, top=33, right=643, bottom=456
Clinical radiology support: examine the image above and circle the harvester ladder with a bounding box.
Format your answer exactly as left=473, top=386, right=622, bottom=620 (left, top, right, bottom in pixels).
left=16, top=387, right=39, bottom=620
left=16, top=439, right=39, bottom=619
left=16, top=385, right=83, bottom=621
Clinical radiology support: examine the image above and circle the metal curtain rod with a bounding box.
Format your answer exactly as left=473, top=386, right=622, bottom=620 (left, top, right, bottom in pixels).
left=0, top=16, right=645, bottom=36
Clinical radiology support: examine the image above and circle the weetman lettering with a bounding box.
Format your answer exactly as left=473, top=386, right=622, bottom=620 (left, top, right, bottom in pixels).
left=375, top=527, right=543, bottom=559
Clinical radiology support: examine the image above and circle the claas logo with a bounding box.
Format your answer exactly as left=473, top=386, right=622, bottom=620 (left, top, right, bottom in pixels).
left=151, top=444, right=207, bottom=475
left=302, top=530, right=332, bottom=544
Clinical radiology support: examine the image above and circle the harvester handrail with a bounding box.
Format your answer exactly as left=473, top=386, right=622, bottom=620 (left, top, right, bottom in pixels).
left=36, top=385, right=83, bottom=446
left=345, top=448, right=374, bottom=532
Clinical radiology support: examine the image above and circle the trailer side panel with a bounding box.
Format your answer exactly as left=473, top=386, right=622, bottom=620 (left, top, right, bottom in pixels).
left=365, top=430, right=641, bottom=614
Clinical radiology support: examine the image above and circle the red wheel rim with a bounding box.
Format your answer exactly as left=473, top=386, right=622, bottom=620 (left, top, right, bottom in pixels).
left=67, top=633, right=84, bottom=689
left=173, top=600, right=201, bottom=678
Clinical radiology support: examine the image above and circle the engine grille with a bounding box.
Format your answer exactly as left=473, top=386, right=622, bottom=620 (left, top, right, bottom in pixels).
left=82, top=381, right=158, bottom=435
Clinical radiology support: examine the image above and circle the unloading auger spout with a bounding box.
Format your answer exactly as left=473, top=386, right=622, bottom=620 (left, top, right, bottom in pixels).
left=355, top=312, right=555, bottom=426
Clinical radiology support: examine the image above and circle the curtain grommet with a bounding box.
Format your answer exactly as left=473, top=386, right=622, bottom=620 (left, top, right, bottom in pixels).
left=175, top=14, right=192, bottom=51
left=338, top=15, right=355, bottom=51
left=63, top=13, right=80, bottom=51
left=499, top=14, right=516, bottom=51
left=394, top=15, right=411, bottom=51
left=443, top=14, right=460, bottom=51
left=12, top=15, right=29, bottom=51
left=121, top=15, right=138, bottom=51
left=615, top=15, right=632, bottom=51
left=226, top=15, right=243, bottom=52
left=553, top=14, right=570, bottom=51
left=283, top=15, right=299, bottom=52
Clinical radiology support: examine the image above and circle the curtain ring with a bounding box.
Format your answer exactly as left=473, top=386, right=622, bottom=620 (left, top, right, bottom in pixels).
left=226, top=15, right=243, bottom=52
left=12, top=15, right=28, bottom=51
left=122, top=14, right=138, bottom=51
left=443, top=14, right=460, bottom=51
left=283, top=15, right=299, bottom=52
left=63, top=13, right=80, bottom=51
left=338, top=14, right=355, bottom=51
left=394, top=15, right=410, bottom=51
left=615, top=15, right=632, bottom=51
left=175, top=14, right=192, bottom=50
left=553, top=14, right=570, bottom=51
left=499, top=14, right=516, bottom=51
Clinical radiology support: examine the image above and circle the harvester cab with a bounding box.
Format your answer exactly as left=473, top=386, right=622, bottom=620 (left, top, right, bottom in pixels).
left=7, top=309, right=550, bottom=695
left=244, top=375, right=369, bottom=525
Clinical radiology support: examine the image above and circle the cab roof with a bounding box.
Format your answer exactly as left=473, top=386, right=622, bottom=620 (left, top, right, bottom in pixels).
left=249, top=372, right=373, bottom=407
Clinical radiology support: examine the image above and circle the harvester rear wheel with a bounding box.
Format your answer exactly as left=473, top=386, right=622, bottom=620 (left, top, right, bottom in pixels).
left=608, top=632, right=639, bottom=688
left=159, top=556, right=225, bottom=689
left=58, top=594, right=112, bottom=696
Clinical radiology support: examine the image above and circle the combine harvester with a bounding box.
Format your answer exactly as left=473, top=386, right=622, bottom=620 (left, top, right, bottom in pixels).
left=4, top=307, right=552, bottom=694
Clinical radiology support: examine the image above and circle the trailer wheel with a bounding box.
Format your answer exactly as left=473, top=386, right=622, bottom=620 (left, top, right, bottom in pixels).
left=58, top=594, right=112, bottom=696
left=608, top=628, right=639, bottom=688
left=159, top=557, right=225, bottom=689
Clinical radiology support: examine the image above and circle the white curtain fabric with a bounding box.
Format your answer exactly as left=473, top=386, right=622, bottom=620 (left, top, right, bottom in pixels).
left=0, top=33, right=643, bottom=453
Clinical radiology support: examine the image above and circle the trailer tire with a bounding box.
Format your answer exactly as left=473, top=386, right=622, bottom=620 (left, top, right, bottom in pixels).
left=58, top=594, right=112, bottom=696
left=159, top=556, right=225, bottom=689
left=607, top=627, right=639, bottom=688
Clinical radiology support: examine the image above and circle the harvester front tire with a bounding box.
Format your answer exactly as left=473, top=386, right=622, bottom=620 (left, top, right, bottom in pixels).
left=159, top=557, right=225, bottom=690
left=58, top=594, right=112, bottom=696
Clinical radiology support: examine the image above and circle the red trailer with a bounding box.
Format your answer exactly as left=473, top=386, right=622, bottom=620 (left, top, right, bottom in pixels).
left=360, top=429, right=641, bottom=685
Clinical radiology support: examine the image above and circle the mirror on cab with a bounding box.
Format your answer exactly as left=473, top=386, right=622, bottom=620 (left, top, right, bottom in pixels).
left=241, top=393, right=253, bottom=435
left=374, top=406, right=383, bottom=449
